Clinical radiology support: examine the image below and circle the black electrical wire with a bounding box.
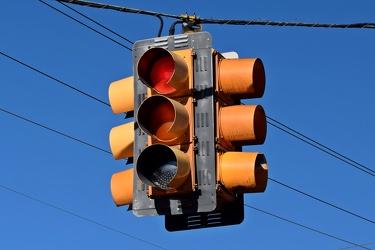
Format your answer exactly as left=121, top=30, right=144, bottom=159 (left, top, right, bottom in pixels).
left=57, top=0, right=375, bottom=30
left=156, top=15, right=164, bottom=37
left=0, top=183, right=167, bottom=250
left=200, top=19, right=375, bottom=29
left=39, top=0, right=132, bottom=51
left=244, top=204, right=371, bottom=249
left=268, top=178, right=375, bottom=225
left=56, top=0, right=180, bottom=19
left=0, top=52, right=110, bottom=107
left=267, top=118, right=375, bottom=177
left=267, top=116, right=375, bottom=175
left=169, top=20, right=183, bottom=35
left=57, top=0, right=134, bottom=45
left=0, top=107, right=111, bottom=154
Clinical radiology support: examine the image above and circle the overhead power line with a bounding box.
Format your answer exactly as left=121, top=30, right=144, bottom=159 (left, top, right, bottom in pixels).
left=268, top=178, right=375, bottom=225
left=266, top=116, right=375, bottom=177
left=245, top=204, right=371, bottom=249
left=56, top=0, right=179, bottom=19
left=0, top=51, right=110, bottom=107
left=0, top=107, right=111, bottom=154
left=57, top=0, right=375, bottom=30
left=0, top=184, right=166, bottom=250
left=201, top=19, right=375, bottom=29
left=39, top=0, right=132, bottom=50
left=57, top=0, right=134, bottom=45
left=339, top=242, right=375, bottom=250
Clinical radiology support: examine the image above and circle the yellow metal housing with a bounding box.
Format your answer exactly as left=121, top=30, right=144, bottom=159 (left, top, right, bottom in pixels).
left=219, top=105, right=267, bottom=148
left=219, top=152, right=268, bottom=194
left=218, top=58, right=265, bottom=99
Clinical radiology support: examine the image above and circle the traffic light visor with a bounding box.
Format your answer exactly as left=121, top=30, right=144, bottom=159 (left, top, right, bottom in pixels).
left=136, top=144, right=190, bottom=190
left=137, top=48, right=189, bottom=95
left=109, top=122, right=134, bottom=159
left=219, top=152, right=268, bottom=193
left=220, top=105, right=267, bottom=147
left=108, top=76, right=134, bottom=114
left=219, top=58, right=265, bottom=99
left=111, top=168, right=133, bottom=206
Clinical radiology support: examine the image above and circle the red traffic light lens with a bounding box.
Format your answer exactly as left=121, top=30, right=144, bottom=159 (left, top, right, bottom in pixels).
left=149, top=55, right=175, bottom=94
left=137, top=48, right=189, bottom=95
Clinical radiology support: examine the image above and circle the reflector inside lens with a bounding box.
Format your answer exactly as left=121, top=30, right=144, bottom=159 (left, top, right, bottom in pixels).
left=151, top=160, right=177, bottom=189
left=136, top=144, right=190, bottom=190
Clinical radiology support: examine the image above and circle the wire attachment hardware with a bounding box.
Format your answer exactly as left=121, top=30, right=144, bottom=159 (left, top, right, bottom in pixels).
left=180, top=13, right=202, bottom=33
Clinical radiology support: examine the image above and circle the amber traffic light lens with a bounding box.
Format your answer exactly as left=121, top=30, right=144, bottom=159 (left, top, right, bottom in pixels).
left=137, top=95, right=189, bottom=142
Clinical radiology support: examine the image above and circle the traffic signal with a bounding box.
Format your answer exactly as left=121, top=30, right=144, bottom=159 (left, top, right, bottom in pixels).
left=131, top=32, right=218, bottom=217
left=108, top=76, right=135, bottom=207
left=108, top=32, right=268, bottom=231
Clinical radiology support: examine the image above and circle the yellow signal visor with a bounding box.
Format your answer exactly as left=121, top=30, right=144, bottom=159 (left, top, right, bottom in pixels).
left=108, top=76, right=134, bottom=114
left=219, top=58, right=265, bottom=99
left=220, top=105, right=267, bottom=147
left=111, top=168, right=133, bottom=206
left=219, top=152, right=268, bottom=194
left=136, top=144, right=190, bottom=190
left=137, top=95, right=189, bottom=142
left=137, top=48, right=189, bottom=95
left=109, top=122, right=134, bottom=160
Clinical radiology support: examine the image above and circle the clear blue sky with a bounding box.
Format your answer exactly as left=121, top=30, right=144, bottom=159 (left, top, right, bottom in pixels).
left=1, top=1, right=374, bottom=249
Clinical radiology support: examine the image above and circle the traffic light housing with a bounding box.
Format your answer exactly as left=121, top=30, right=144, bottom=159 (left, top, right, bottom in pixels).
left=132, top=33, right=217, bottom=216
left=108, top=32, right=268, bottom=231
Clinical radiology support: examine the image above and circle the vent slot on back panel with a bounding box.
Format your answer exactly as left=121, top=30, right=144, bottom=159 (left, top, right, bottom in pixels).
left=174, top=34, right=189, bottom=48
